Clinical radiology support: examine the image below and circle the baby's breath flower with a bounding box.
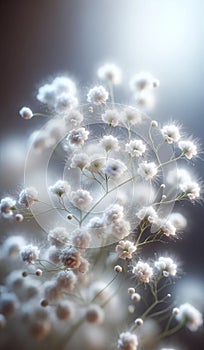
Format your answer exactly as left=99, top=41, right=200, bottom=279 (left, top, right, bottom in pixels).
left=72, top=228, right=91, bottom=249
left=86, top=304, right=105, bottom=324
left=87, top=85, right=109, bottom=105
left=70, top=189, right=93, bottom=209
left=117, top=331, right=138, bottom=350
left=19, top=106, right=33, bottom=120
left=67, top=127, right=89, bottom=146
left=18, top=187, right=38, bottom=208
left=63, top=110, right=84, bottom=127
left=136, top=206, right=158, bottom=223
left=111, top=219, right=131, bottom=240
left=56, top=300, right=74, bottom=320
left=178, top=140, right=197, bottom=159
left=56, top=270, right=77, bottom=291
left=48, top=227, right=69, bottom=247
left=176, top=303, right=203, bottom=331
left=116, top=240, right=137, bottom=259
left=49, top=180, right=70, bottom=197
left=161, top=124, right=181, bottom=144
left=97, top=63, right=122, bottom=84
left=168, top=212, right=187, bottom=230
left=2, top=236, right=26, bottom=257
left=157, top=219, right=177, bottom=237
left=166, top=168, right=192, bottom=186
left=179, top=181, right=200, bottom=200
left=130, top=72, right=159, bottom=91
left=121, top=107, right=142, bottom=125
left=20, top=244, right=40, bottom=263
left=86, top=155, right=105, bottom=173
left=15, top=213, right=24, bottom=222
left=44, top=281, right=62, bottom=302
left=105, top=159, right=127, bottom=178
left=54, top=93, right=78, bottom=114
left=0, top=292, right=19, bottom=317
left=131, top=293, right=141, bottom=302
left=104, top=204, right=124, bottom=224
left=138, top=161, right=157, bottom=180
left=100, top=135, right=120, bottom=152
left=155, top=257, right=177, bottom=277
left=70, top=153, right=90, bottom=170
left=132, top=261, right=153, bottom=283
left=0, top=197, right=16, bottom=216
left=101, top=109, right=120, bottom=126
left=125, top=139, right=146, bottom=157
left=60, top=247, right=81, bottom=268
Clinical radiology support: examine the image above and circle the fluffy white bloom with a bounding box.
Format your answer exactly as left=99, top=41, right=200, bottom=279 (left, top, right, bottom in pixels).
left=176, top=303, right=203, bottom=331
left=105, top=159, right=127, bottom=178
left=179, top=181, right=200, bottom=200
left=136, top=91, right=155, bottom=110
left=48, top=227, right=69, bottom=247
left=136, top=206, right=158, bottom=223
left=155, top=257, right=177, bottom=277
left=19, top=106, right=33, bottom=120
left=130, top=72, right=159, bottom=91
left=97, top=63, right=122, bottom=84
left=86, top=155, right=105, bottom=173
left=101, top=109, right=120, bottom=126
left=52, top=76, right=77, bottom=96
left=63, top=110, right=84, bottom=127
left=117, top=331, right=138, bottom=350
left=70, top=189, right=93, bottom=209
left=5, top=270, right=24, bottom=290
left=125, top=140, right=146, bottom=157
left=37, top=83, right=56, bottom=106
left=0, top=197, right=16, bottom=216
left=138, top=161, right=157, bottom=180
left=70, top=153, right=90, bottom=170
left=87, top=85, right=109, bottom=105
left=132, top=261, right=153, bottom=283
left=49, top=180, right=70, bottom=196
left=168, top=212, right=187, bottom=230
left=20, top=244, right=40, bottom=263
left=116, top=240, right=137, bottom=259
left=44, top=281, right=62, bottom=302
left=87, top=216, right=106, bottom=234
left=55, top=93, right=78, bottom=114
left=18, top=187, right=38, bottom=207
left=1, top=235, right=26, bottom=257
left=86, top=304, right=105, bottom=324
left=67, top=127, right=89, bottom=146
left=178, top=140, right=197, bottom=159
left=166, top=168, right=192, bottom=186
left=100, top=135, right=120, bottom=152
left=111, top=219, right=131, bottom=239
left=161, top=124, right=181, bottom=144
left=104, top=204, right=124, bottom=224
left=0, top=293, right=19, bottom=317
left=60, top=247, right=81, bottom=268
left=121, top=107, right=142, bottom=125
left=56, top=300, right=74, bottom=320
left=56, top=270, right=77, bottom=291
left=72, top=228, right=91, bottom=249
left=158, top=219, right=177, bottom=237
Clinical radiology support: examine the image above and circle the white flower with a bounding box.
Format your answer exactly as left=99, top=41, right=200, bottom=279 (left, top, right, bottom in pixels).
left=72, top=228, right=91, bottom=249
left=86, top=304, right=105, bottom=324
left=178, top=140, right=197, bottom=159
left=67, top=127, right=89, bottom=146
left=100, top=135, right=120, bottom=152
left=56, top=300, right=74, bottom=320
left=105, top=159, right=127, bottom=178
left=48, top=227, right=69, bottom=247
left=54, top=93, right=78, bottom=114
left=117, top=331, right=138, bottom=350
left=155, top=257, right=177, bottom=277
left=70, top=189, right=93, bottom=209
left=168, top=212, right=187, bottom=230
left=136, top=91, right=155, bottom=110
left=87, top=85, right=109, bottom=105
left=18, top=187, right=38, bottom=207
left=60, top=247, right=81, bottom=268
left=86, top=155, right=105, bottom=173
left=104, top=204, right=124, bottom=224
left=158, top=219, right=177, bottom=237
left=20, top=244, right=40, bottom=263
left=1, top=236, right=26, bottom=257
left=179, top=181, right=200, bottom=200
left=63, top=110, right=84, bottom=127
left=130, top=72, right=159, bottom=91
left=121, top=107, right=142, bottom=125
left=161, top=124, right=181, bottom=144
left=132, top=261, right=153, bottom=283
left=136, top=206, right=158, bottom=223
left=101, top=109, right=120, bottom=126
left=37, top=83, right=56, bottom=106
left=19, top=106, right=33, bottom=120
left=0, top=293, right=19, bottom=317
left=138, top=161, right=157, bottom=180
left=44, top=281, right=62, bottom=302
left=56, top=270, right=77, bottom=291
left=111, top=219, right=131, bottom=240
left=49, top=180, right=70, bottom=197
left=0, top=197, right=16, bottom=216
left=116, top=240, right=137, bottom=259
left=125, top=140, right=146, bottom=157
left=166, top=168, right=192, bottom=186
left=97, top=63, right=122, bottom=84
left=87, top=216, right=106, bottom=235
left=70, top=153, right=90, bottom=170
left=176, top=303, right=203, bottom=331
left=52, top=76, right=76, bottom=96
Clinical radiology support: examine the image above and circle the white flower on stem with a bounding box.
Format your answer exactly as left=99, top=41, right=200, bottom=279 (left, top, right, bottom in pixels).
left=136, top=206, right=158, bottom=223
left=86, top=155, right=105, bottom=173
left=117, top=331, right=138, bottom=350
left=104, top=204, right=124, bottom=224
left=44, top=281, right=62, bottom=302
left=70, top=153, right=90, bottom=170
left=20, top=244, right=40, bottom=263
left=121, top=107, right=142, bottom=125
left=67, top=127, right=89, bottom=146
left=0, top=293, right=19, bottom=317
left=70, top=189, right=93, bottom=209
left=37, top=84, right=57, bottom=106
left=86, top=304, right=105, bottom=324
left=100, top=135, right=120, bottom=152
left=56, top=300, right=74, bottom=320
left=179, top=181, right=200, bottom=200
left=60, top=247, right=81, bottom=269
left=72, top=228, right=91, bottom=249
left=87, top=85, right=109, bottom=105
left=132, top=261, right=153, bottom=283
left=54, top=93, right=78, bottom=114
left=2, top=236, right=26, bottom=258
left=161, top=124, right=181, bottom=144
left=56, top=270, right=77, bottom=291
left=101, top=109, right=121, bottom=126
left=105, top=159, right=127, bottom=178
left=178, top=140, right=197, bottom=159
left=52, top=76, right=77, bottom=96
left=130, top=72, right=159, bottom=91
left=97, top=63, right=122, bottom=84
left=168, top=212, right=187, bottom=230
left=136, top=91, right=155, bottom=110
left=18, top=187, right=38, bottom=208
left=176, top=303, right=203, bottom=331
left=166, top=168, right=192, bottom=186
left=0, top=197, right=16, bottom=216
left=49, top=180, right=70, bottom=197
left=87, top=216, right=106, bottom=235
left=111, top=219, right=131, bottom=240
left=125, top=140, right=146, bottom=157
left=155, top=257, right=177, bottom=277
left=63, top=110, right=84, bottom=127
left=48, top=227, right=69, bottom=247
left=157, top=219, right=177, bottom=237
left=138, top=161, right=157, bottom=180
left=116, top=240, right=137, bottom=259
left=19, top=106, right=33, bottom=120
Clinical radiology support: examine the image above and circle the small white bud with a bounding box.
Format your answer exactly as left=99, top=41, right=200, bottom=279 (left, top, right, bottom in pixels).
left=131, top=293, right=141, bottom=302
left=172, top=307, right=180, bottom=316
left=67, top=214, right=73, bottom=220
left=36, top=269, right=43, bottom=277
left=162, top=195, right=167, bottom=200
left=15, top=214, right=24, bottom=222
left=151, top=120, right=158, bottom=127
left=134, top=318, right=143, bottom=326
left=160, top=184, right=166, bottom=189
left=114, top=265, right=123, bottom=273
left=19, top=106, right=33, bottom=120
left=128, top=288, right=135, bottom=295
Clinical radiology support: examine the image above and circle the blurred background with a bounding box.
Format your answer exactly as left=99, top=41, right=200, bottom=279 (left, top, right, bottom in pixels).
left=0, top=0, right=204, bottom=349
